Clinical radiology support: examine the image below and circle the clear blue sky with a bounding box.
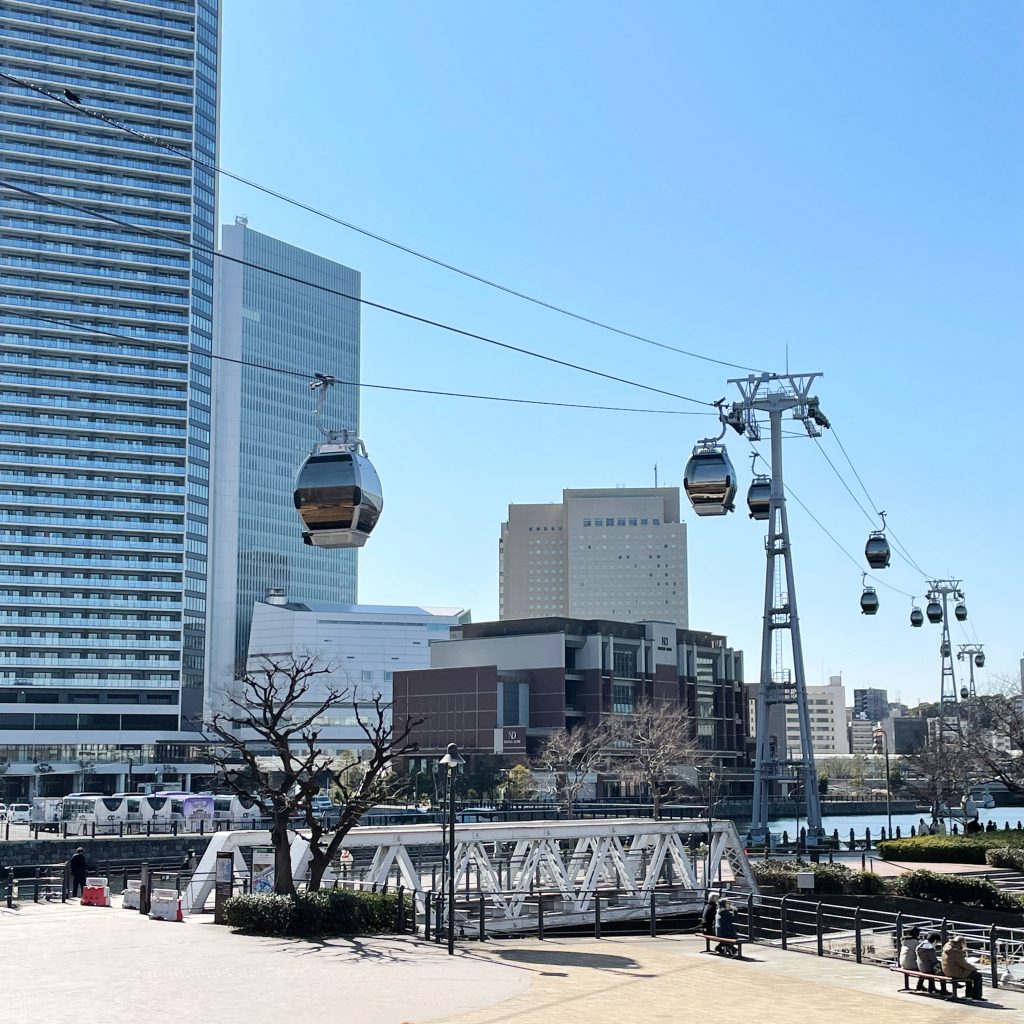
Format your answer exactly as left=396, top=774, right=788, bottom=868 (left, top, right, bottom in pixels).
left=217, top=2, right=1023, bottom=706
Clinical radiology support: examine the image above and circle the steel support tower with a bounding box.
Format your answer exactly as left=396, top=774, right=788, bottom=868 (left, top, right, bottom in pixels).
left=928, top=579, right=963, bottom=742
left=725, top=373, right=827, bottom=843
left=957, top=643, right=984, bottom=700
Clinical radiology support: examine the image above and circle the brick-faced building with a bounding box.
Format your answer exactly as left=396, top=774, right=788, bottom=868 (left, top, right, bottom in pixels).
left=393, top=617, right=745, bottom=777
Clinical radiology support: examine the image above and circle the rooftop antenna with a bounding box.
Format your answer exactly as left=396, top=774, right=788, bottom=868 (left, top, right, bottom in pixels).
left=654, top=463, right=658, bottom=488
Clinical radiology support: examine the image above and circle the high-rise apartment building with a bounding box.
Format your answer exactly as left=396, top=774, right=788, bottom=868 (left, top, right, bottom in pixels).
left=207, top=220, right=360, bottom=715
left=853, top=687, right=889, bottom=723
left=0, top=0, right=220, bottom=794
left=499, top=488, right=688, bottom=626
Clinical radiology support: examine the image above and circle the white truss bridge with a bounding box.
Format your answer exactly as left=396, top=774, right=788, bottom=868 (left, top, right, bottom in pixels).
left=185, top=817, right=758, bottom=933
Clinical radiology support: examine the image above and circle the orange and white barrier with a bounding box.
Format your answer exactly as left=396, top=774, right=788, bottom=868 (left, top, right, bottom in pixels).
left=81, top=876, right=111, bottom=908
left=121, top=879, right=142, bottom=910
left=149, top=888, right=183, bottom=922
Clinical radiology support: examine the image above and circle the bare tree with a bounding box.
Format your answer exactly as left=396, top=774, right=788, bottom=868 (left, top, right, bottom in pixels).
left=899, top=738, right=974, bottom=819
left=534, top=723, right=609, bottom=819
left=957, top=674, right=1024, bottom=795
left=206, top=654, right=344, bottom=895
left=606, top=698, right=703, bottom=818
left=207, top=654, right=421, bottom=895
left=301, top=694, right=418, bottom=891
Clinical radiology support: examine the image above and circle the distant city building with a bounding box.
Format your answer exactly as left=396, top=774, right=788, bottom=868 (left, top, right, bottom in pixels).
left=884, top=716, right=927, bottom=754
left=244, top=595, right=470, bottom=756
left=207, top=220, right=361, bottom=719
left=499, top=489, right=687, bottom=626
left=0, top=0, right=221, bottom=798
left=848, top=711, right=876, bottom=754
left=393, top=616, right=745, bottom=782
left=784, top=675, right=850, bottom=756
left=853, top=688, right=889, bottom=723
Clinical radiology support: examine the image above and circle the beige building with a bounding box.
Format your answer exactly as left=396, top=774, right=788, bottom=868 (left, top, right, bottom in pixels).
left=498, top=488, right=688, bottom=626
left=784, top=674, right=850, bottom=756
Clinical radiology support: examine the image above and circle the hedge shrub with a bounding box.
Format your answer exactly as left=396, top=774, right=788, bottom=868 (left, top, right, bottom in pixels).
left=986, top=847, right=1024, bottom=871
left=224, top=889, right=398, bottom=937
left=877, top=831, right=1024, bottom=864
left=893, top=870, right=1023, bottom=913
left=751, top=860, right=886, bottom=896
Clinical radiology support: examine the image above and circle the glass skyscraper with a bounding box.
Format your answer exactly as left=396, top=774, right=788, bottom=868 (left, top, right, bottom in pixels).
left=207, top=219, right=359, bottom=714
left=0, top=0, right=219, bottom=790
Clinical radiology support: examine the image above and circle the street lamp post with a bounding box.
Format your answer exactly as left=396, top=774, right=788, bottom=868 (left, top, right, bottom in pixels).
left=873, top=729, right=893, bottom=837
left=438, top=743, right=465, bottom=956
left=702, top=768, right=717, bottom=891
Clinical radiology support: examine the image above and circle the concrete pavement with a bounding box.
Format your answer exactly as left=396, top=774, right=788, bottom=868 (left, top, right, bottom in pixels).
left=3, top=897, right=1021, bottom=1023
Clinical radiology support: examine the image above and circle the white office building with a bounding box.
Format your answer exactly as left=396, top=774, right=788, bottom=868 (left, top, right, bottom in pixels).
left=499, top=488, right=688, bottom=626
left=785, top=674, right=850, bottom=756
left=242, top=595, right=470, bottom=755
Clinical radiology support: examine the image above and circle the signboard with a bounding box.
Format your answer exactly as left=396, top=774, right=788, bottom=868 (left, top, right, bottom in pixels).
left=251, top=847, right=275, bottom=894
left=214, top=851, right=234, bottom=925
left=502, top=727, right=526, bottom=753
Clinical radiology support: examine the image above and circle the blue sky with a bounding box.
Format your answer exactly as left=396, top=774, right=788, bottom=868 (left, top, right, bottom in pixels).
left=217, top=2, right=1023, bottom=706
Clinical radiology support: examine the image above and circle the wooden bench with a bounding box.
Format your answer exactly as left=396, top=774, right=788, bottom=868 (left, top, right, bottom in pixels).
left=890, top=967, right=960, bottom=1000
left=696, top=933, right=743, bottom=958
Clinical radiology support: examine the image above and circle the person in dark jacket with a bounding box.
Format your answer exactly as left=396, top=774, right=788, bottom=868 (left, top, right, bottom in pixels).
left=68, top=847, right=88, bottom=898
left=915, top=932, right=946, bottom=994
left=715, top=899, right=739, bottom=956
left=700, top=891, right=720, bottom=937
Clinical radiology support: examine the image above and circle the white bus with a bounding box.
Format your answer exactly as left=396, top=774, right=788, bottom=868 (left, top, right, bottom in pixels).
left=124, top=794, right=174, bottom=830
left=60, top=795, right=130, bottom=836
left=168, top=794, right=214, bottom=829
left=213, top=794, right=262, bottom=827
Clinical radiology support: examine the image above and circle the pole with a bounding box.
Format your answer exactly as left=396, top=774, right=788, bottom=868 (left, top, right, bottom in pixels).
left=706, top=770, right=714, bottom=890
left=883, top=733, right=893, bottom=837
left=447, top=765, right=456, bottom=956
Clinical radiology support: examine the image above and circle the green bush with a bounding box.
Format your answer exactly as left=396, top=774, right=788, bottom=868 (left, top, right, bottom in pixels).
left=877, top=831, right=1024, bottom=864
left=224, top=889, right=398, bottom=937
left=986, top=847, right=1024, bottom=871
left=893, top=870, right=1023, bottom=913
left=751, top=860, right=885, bottom=896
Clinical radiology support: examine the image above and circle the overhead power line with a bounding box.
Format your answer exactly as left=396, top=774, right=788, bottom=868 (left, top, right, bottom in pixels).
left=0, top=68, right=766, bottom=374
left=0, top=179, right=715, bottom=409
left=16, top=313, right=714, bottom=417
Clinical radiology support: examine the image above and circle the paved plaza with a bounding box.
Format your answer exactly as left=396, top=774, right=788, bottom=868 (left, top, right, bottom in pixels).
left=3, top=898, right=1021, bottom=1023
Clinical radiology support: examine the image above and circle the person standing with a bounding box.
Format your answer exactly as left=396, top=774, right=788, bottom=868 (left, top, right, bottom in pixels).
left=941, top=935, right=984, bottom=1000
left=68, top=847, right=88, bottom=898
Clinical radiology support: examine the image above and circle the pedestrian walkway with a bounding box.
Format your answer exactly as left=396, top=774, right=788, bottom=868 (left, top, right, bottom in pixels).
left=4, top=899, right=1021, bottom=1023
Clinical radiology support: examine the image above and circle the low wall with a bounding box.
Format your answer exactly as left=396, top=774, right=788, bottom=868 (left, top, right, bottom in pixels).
left=0, top=835, right=212, bottom=871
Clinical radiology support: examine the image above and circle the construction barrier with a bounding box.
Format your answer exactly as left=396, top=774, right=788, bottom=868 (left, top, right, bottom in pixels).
left=81, top=876, right=111, bottom=908
left=121, top=879, right=142, bottom=911
left=149, top=888, right=183, bottom=922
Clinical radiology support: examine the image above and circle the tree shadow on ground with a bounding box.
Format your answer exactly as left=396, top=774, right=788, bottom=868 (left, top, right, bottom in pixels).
left=266, top=935, right=425, bottom=962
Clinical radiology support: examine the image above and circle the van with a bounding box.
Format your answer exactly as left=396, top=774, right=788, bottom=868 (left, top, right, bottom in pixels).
left=8, top=804, right=30, bottom=824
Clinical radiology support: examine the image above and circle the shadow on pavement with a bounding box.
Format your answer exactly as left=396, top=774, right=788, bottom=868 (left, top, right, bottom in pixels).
left=495, top=949, right=641, bottom=971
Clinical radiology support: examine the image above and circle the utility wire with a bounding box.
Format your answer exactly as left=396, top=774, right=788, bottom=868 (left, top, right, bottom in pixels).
left=0, top=68, right=767, bottom=374
left=828, top=425, right=931, bottom=579
left=15, top=314, right=712, bottom=417
left=0, top=179, right=714, bottom=409
left=749, top=447, right=915, bottom=598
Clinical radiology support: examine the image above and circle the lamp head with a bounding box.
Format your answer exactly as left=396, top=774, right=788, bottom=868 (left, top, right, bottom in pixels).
left=438, top=742, right=465, bottom=769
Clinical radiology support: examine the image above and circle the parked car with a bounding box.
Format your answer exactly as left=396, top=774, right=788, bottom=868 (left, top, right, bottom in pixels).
left=0, top=803, right=7, bottom=822
left=7, top=804, right=30, bottom=824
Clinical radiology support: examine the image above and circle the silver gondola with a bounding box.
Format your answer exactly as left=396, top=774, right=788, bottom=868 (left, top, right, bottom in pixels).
left=860, top=580, right=879, bottom=615
left=975, top=652, right=985, bottom=668
left=683, top=441, right=736, bottom=517
left=293, top=375, right=383, bottom=549
left=746, top=474, right=771, bottom=521
left=954, top=601, right=968, bottom=622
left=926, top=597, right=943, bottom=624
left=864, top=512, right=891, bottom=569
left=910, top=604, right=924, bottom=627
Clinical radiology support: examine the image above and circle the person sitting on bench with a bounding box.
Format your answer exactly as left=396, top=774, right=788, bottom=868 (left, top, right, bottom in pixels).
left=915, top=932, right=946, bottom=995
left=700, top=891, right=719, bottom=938
left=715, top=899, right=739, bottom=957
left=941, top=935, right=983, bottom=1000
